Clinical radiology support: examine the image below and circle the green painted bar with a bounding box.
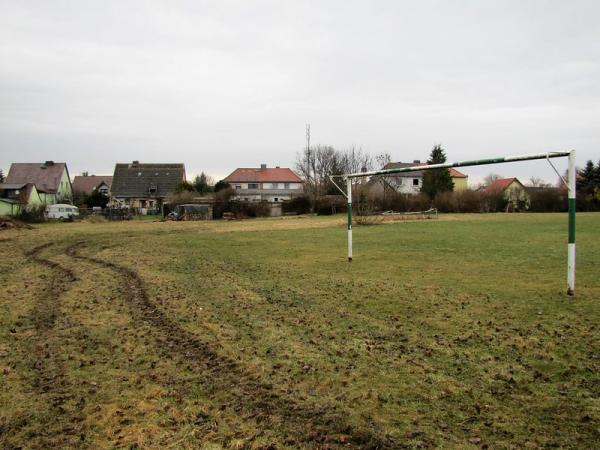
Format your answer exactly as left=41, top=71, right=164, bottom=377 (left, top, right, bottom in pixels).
left=568, top=198, right=576, bottom=243
left=347, top=204, right=352, bottom=230
left=345, top=151, right=571, bottom=179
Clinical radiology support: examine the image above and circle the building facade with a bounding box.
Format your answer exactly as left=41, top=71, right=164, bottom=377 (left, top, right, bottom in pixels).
left=485, top=177, right=530, bottom=211
left=72, top=175, right=113, bottom=196
left=110, top=161, right=186, bottom=211
left=223, top=164, right=303, bottom=202
left=0, top=183, right=43, bottom=216
left=371, top=160, right=469, bottom=195
left=6, top=161, right=73, bottom=204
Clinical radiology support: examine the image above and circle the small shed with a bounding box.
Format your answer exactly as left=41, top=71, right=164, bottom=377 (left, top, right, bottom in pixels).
left=176, top=203, right=213, bottom=220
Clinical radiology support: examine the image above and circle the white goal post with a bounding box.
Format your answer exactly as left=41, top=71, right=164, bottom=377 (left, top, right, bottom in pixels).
left=338, top=151, right=576, bottom=296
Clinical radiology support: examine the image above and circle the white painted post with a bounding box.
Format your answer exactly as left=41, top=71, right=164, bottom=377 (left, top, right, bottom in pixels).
left=346, top=177, right=352, bottom=262
left=567, top=150, right=576, bottom=295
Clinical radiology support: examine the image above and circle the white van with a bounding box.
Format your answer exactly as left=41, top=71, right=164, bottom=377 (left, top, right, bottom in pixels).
left=46, top=204, right=79, bottom=220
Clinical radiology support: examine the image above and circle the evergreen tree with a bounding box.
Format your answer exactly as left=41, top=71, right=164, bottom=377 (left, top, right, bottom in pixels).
left=577, top=159, right=600, bottom=202
left=421, top=144, right=454, bottom=199
left=175, top=180, right=195, bottom=193
left=193, top=172, right=213, bottom=194
left=214, top=180, right=230, bottom=192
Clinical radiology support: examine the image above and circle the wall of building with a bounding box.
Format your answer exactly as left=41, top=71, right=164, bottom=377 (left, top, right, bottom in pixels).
left=0, top=200, right=18, bottom=216
left=504, top=182, right=531, bottom=209
left=57, top=170, right=73, bottom=203
left=452, top=177, right=468, bottom=191
left=391, top=177, right=422, bottom=194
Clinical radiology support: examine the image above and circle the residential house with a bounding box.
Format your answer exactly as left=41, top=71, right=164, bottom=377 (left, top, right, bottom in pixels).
left=223, top=164, right=303, bottom=202
left=485, top=177, right=530, bottom=211
left=369, top=160, right=468, bottom=195
left=72, top=174, right=113, bottom=196
left=6, top=161, right=73, bottom=204
left=0, top=182, right=43, bottom=216
left=449, top=168, right=468, bottom=190
left=110, top=161, right=186, bottom=211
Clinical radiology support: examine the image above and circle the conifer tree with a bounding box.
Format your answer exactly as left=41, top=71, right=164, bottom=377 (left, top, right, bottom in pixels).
left=421, top=144, right=454, bottom=199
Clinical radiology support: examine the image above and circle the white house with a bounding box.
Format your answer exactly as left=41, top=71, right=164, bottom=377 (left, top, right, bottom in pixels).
left=223, top=164, right=303, bottom=202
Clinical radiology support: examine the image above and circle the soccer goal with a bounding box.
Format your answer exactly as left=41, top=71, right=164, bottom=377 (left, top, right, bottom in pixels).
left=335, top=150, right=576, bottom=295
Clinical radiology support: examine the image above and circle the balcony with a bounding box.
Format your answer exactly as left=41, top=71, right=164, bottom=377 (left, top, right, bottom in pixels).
left=232, top=188, right=302, bottom=195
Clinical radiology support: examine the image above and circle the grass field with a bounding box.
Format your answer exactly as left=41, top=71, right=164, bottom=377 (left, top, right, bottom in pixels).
left=1, top=213, right=599, bottom=449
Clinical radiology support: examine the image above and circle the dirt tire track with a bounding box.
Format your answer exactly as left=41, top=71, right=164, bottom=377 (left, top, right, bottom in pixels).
left=65, top=242, right=400, bottom=449
left=22, top=243, right=85, bottom=448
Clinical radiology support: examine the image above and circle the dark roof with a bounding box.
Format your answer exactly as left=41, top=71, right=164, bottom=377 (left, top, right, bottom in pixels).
left=6, top=162, right=69, bottom=193
left=111, top=163, right=186, bottom=198
left=0, top=182, right=37, bottom=203
left=224, top=167, right=302, bottom=183
left=0, top=183, right=28, bottom=190
left=72, top=175, right=113, bottom=194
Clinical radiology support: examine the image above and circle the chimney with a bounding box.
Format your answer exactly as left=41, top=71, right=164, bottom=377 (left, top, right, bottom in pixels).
left=260, top=163, right=267, bottom=169
left=44, top=161, right=54, bottom=166
left=413, top=160, right=420, bottom=164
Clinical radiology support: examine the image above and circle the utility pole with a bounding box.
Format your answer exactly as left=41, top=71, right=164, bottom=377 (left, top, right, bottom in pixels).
left=305, top=124, right=311, bottom=183
left=306, top=124, right=313, bottom=211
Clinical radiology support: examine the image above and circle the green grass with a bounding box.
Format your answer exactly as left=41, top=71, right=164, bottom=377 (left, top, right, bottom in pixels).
left=1, top=213, right=599, bottom=448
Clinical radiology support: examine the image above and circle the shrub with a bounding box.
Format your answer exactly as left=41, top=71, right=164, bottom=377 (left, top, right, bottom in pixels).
left=315, top=196, right=346, bottom=215
left=19, top=205, right=46, bottom=223
left=229, top=201, right=270, bottom=218
left=282, top=195, right=311, bottom=214
left=167, top=191, right=195, bottom=207
left=529, top=188, right=567, bottom=212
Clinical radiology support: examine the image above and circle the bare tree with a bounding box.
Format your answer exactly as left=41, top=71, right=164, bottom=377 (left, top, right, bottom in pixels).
left=528, top=177, right=551, bottom=188
left=374, top=152, right=394, bottom=201
left=483, top=173, right=502, bottom=187
left=340, top=146, right=373, bottom=187
left=295, top=144, right=345, bottom=203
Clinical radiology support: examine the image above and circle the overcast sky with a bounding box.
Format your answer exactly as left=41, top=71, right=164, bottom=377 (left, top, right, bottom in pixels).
left=1, top=0, right=599, bottom=184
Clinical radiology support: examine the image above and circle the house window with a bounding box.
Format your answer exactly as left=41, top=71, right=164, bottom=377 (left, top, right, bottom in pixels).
left=234, top=184, right=241, bottom=189
left=274, top=198, right=279, bottom=202
left=284, top=183, right=290, bottom=189
left=413, top=179, right=419, bottom=186
left=271, top=183, right=278, bottom=189
left=248, top=183, right=259, bottom=189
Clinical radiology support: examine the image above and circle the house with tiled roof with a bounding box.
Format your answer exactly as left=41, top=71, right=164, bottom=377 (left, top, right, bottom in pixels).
left=369, top=160, right=469, bottom=195
left=0, top=182, right=43, bottom=216
left=6, top=161, right=73, bottom=204
left=72, top=175, right=113, bottom=196
left=110, top=161, right=186, bottom=211
left=485, top=177, right=530, bottom=211
left=223, top=164, right=303, bottom=202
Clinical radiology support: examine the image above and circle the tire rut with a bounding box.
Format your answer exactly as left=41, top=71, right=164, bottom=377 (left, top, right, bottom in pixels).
left=65, top=242, right=400, bottom=449
left=22, top=243, right=85, bottom=448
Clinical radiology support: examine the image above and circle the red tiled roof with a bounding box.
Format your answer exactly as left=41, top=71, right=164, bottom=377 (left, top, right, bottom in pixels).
left=223, top=167, right=302, bottom=183
left=6, top=162, right=69, bottom=193
left=72, top=175, right=113, bottom=194
left=486, top=177, right=518, bottom=192
left=448, top=168, right=467, bottom=178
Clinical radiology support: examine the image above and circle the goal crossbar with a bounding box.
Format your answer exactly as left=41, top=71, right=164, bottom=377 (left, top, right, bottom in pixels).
left=340, top=150, right=577, bottom=296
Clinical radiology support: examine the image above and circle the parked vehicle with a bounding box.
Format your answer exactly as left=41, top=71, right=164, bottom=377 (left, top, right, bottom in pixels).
left=45, top=204, right=79, bottom=220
